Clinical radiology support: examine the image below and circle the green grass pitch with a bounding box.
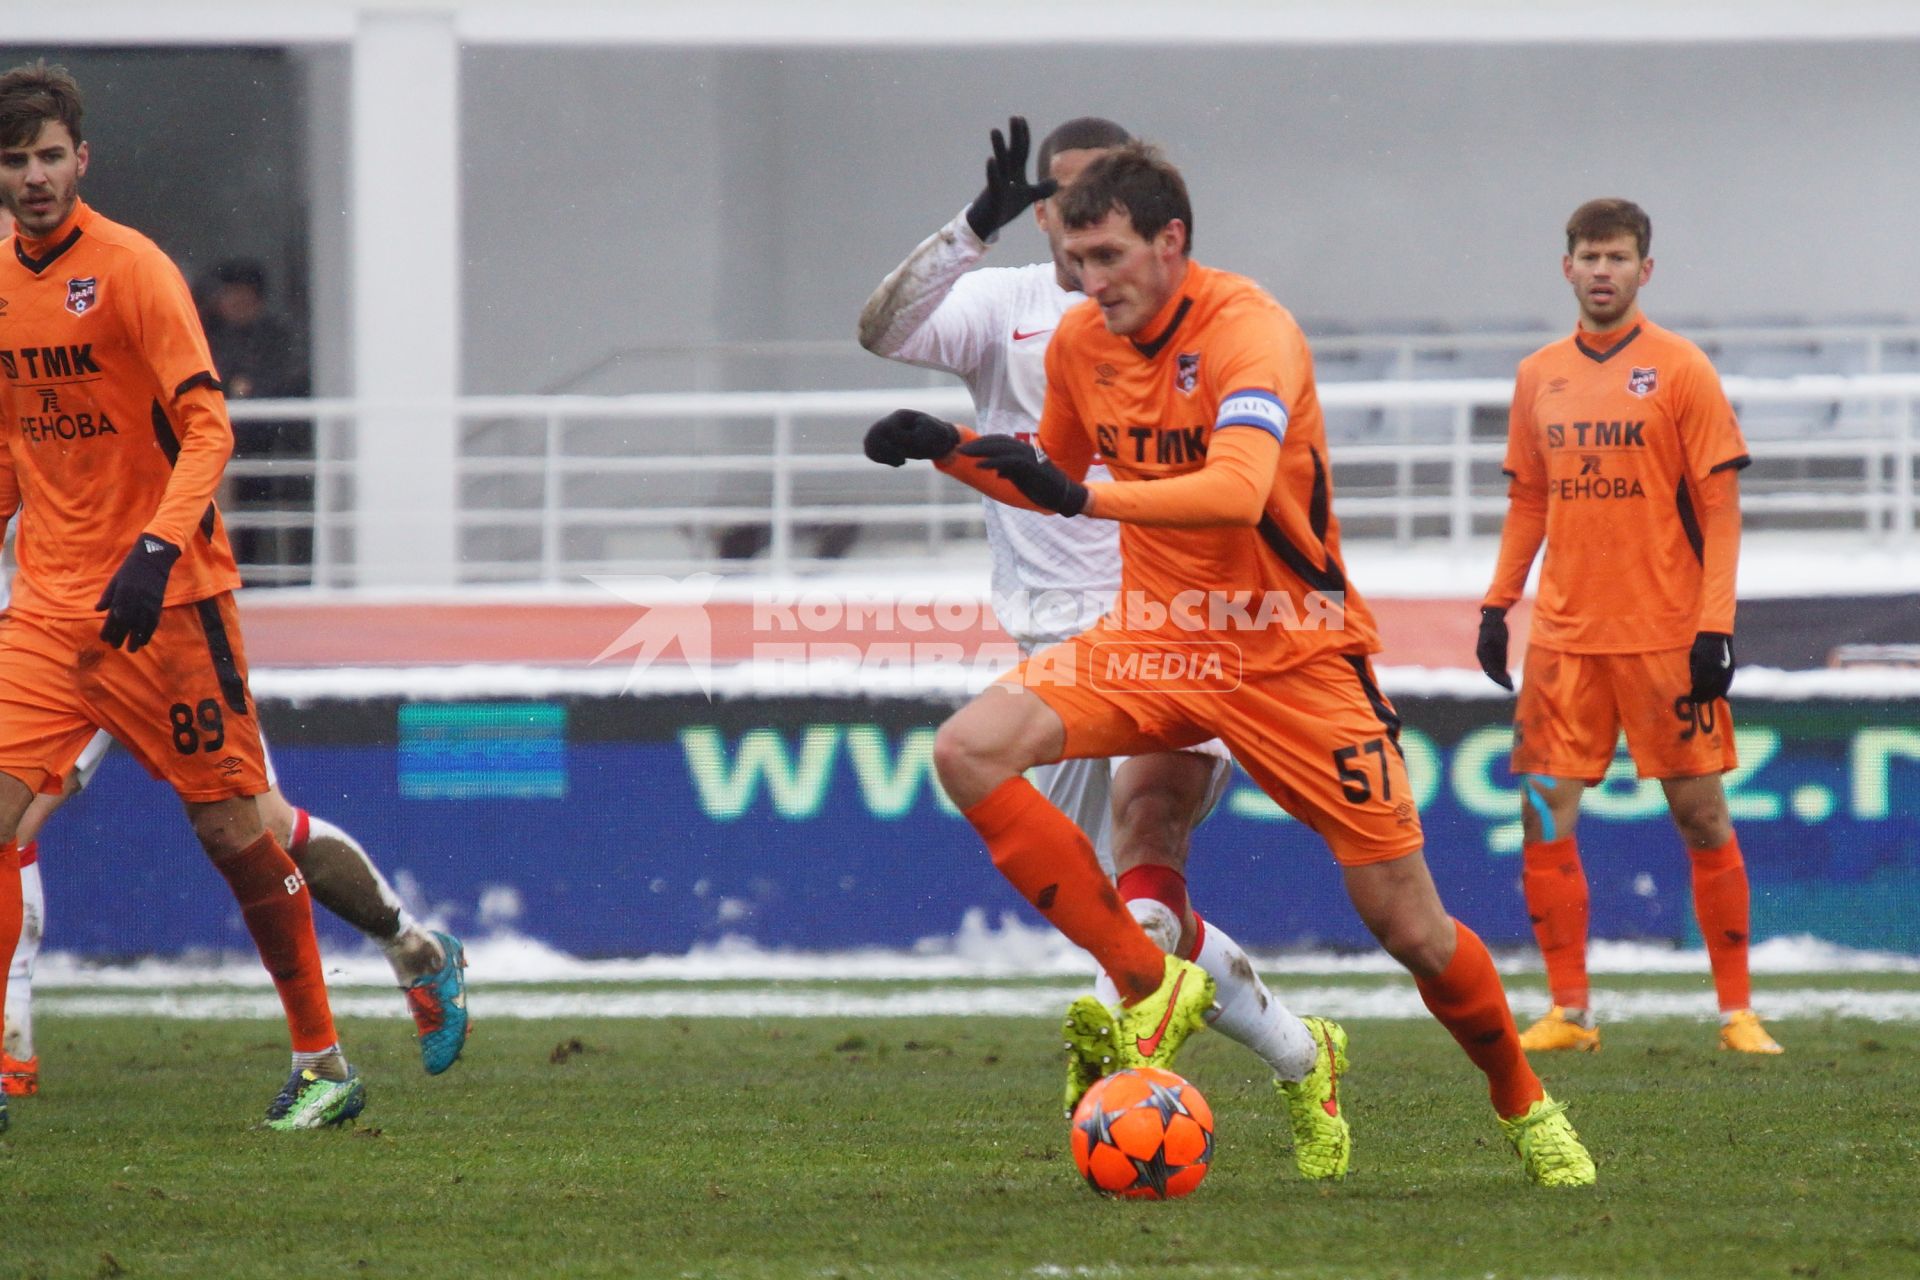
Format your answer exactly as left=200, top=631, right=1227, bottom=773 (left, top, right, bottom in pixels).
left=8, top=993, right=1920, bottom=1279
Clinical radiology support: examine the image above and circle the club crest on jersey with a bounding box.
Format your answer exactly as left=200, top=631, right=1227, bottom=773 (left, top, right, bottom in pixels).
left=1175, top=351, right=1201, bottom=395
left=65, top=277, right=99, bottom=317
left=1627, top=366, right=1657, bottom=397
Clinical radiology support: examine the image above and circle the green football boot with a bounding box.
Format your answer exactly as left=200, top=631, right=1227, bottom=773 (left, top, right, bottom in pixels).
left=1276, top=1015, right=1351, bottom=1180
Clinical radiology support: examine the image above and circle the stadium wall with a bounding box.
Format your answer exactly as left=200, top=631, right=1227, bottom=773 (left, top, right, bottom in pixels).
left=41, top=689, right=1920, bottom=959
left=456, top=40, right=1920, bottom=395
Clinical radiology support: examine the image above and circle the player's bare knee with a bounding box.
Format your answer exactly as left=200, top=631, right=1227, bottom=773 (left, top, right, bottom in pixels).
left=1674, top=805, right=1733, bottom=850
left=187, top=799, right=267, bottom=860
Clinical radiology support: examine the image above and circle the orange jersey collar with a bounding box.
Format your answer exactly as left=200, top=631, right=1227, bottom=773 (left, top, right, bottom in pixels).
left=13, top=198, right=94, bottom=272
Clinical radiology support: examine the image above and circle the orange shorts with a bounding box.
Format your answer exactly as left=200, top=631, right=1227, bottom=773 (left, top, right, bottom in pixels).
left=1513, top=643, right=1737, bottom=783
left=1009, top=631, right=1423, bottom=866
left=0, top=594, right=269, bottom=802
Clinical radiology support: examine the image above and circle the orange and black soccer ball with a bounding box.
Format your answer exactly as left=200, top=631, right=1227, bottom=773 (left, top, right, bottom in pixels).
left=1069, top=1067, right=1213, bottom=1199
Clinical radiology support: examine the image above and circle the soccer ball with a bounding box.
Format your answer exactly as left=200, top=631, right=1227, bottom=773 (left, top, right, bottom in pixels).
left=1069, top=1067, right=1213, bottom=1199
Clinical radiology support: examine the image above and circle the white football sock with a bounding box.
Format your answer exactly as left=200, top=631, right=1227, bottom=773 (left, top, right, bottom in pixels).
left=5, top=860, right=43, bottom=1060
left=1190, top=916, right=1316, bottom=1082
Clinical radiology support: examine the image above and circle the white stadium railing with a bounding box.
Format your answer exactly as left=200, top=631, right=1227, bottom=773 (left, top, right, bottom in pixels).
left=223, top=374, right=1920, bottom=587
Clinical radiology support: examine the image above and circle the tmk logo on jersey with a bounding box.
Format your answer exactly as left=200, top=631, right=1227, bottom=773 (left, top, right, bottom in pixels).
left=1627, top=366, right=1658, bottom=397
left=65, top=277, right=98, bottom=316
left=0, top=344, right=101, bottom=380
left=1175, top=352, right=1201, bottom=395
left=1096, top=422, right=1210, bottom=467
left=1545, top=420, right=1646, bottom=449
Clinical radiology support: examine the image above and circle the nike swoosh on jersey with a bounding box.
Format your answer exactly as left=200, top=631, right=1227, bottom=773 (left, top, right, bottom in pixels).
left=1012, top=328, right=1054, bottom=341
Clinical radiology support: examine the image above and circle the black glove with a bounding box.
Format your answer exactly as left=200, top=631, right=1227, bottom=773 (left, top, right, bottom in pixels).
left=964, top=116, right=1059, bottom=243
left=95, top=532, right=182, bottom=653
left=1688, top=631, right=1735, bottom=703
left=864, top=410, right=961, bottom=467
left=957, top=435, right=1088, bottom=516
left=1476, top=606, right=1513, bottom=691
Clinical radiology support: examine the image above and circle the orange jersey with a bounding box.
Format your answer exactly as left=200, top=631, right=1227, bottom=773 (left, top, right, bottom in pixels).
left=1489, top=319, right=1748, bottom=653
left=0, top=200, right=241, bottom=618
left=1034, top=261, right=1378, bottom=674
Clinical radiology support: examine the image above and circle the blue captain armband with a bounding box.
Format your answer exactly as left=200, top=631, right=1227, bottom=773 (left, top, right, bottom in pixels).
left=1216, top=389, right=1288, bottom=441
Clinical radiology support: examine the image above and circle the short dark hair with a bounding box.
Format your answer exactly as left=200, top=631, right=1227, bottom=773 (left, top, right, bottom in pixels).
left=1056, top=142, right=1193, bottom=255
left=1566, top=198, right=1650, bottom=258
left=0, top=60, right=84, bottom=150
left=1035, top=116, right=1131, bottom=179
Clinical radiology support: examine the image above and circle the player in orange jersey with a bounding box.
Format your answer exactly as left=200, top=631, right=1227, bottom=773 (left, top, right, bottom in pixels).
left=0, top=61, right=363, bottom=1131
left=1479, top=198, right=1780, bottom=1056
left=867, top=144, right=1593, bottom=1186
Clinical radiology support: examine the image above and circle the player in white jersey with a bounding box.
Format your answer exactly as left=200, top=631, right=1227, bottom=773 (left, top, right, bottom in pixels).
left=0, top=472, right=469, bottom=1098
left=859, top=118, right=1348, bottom=1177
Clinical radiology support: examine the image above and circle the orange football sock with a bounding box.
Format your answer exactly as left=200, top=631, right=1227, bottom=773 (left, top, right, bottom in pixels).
left=1416, top=920, right=1545, bottom=1118
left=964, top=777, right=1165, bottom=1001
left=1521, top=836, right=1590, bottom=1009
left=1689, top=834, right=1752, bottom=1012
left=210, top=830, right=338, bottom=1052
left=0, top=841, right=20, bottom=1032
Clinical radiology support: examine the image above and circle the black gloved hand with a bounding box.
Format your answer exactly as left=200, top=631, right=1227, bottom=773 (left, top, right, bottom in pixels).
left=964, top=116, right=1059, bottom=243
left=957, top=435, right=1088, bottom=516
left=1476, top=605, right=1513, bottom=691
left=1688, top=630, right=1735, bottom=703
left=95, top=532, right=182, bottom=653
left=864, top=409, right=961, bottom=467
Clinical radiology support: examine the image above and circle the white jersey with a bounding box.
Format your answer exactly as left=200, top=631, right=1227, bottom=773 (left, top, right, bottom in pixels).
left=861, top=209, right=1120, bottom=647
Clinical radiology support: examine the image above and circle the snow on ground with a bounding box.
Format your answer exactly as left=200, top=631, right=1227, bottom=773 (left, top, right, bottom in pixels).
left=30, top=912, right=1920, bottom=1021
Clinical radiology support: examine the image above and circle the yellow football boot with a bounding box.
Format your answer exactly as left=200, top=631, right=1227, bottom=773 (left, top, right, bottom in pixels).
left=1719, top=1009, right=1784, bottom=1054
left=1517, top=1005, right=1601, bottom=1053
left=1498, top=1094, right=1597, bottom=1188
left=1113, top=955, right=1215, bottom=1073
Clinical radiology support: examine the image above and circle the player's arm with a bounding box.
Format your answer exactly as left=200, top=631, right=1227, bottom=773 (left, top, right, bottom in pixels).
left=1482, top=367, right=1547, bottom=612
left=1476, top=367, right=1546, bottom=689
left=857, top=116, right=1055, bottom=368
left=1675, top=355, right=1750, bottom=700
left=127, top=252, right=233, bottom=546
left=94, top=251, right=233, bottom=651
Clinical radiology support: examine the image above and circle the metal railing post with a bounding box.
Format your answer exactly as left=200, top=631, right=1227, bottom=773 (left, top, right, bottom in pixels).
left=1450, top=401, right=1472, bottom=550
left=1899, top=395, right=1916, bottom=538
left=771, top=408, right=794, bottom=576
left=542, top=410, right=563, bottom=584
left=312, top=411, right=336, bottom=588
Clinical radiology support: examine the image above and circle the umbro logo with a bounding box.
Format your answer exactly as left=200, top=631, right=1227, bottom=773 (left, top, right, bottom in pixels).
left=0, top=298, right=8, bottom=316
left=1547, top=377, right=1569, bottom=393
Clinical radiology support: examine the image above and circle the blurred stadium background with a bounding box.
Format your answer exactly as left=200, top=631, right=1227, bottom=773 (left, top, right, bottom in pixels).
left=6, top=1, right=1920, bottom=966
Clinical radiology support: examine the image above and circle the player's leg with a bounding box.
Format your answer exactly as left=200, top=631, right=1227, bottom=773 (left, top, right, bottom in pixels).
left=1511, top=644, right=1615, bottom=1050
left=1618, top=652, right=1778, bottom=1051
left=3, top=729, right=113, bottom=1094
left=258, top=783, right=469, bottom=1072
left=0, top=774, right=30, bottom=1130
left=1028, top=757, right=1116, bottom=876
left=1663, top=772, right=1779, bottom=1052
left=1106, top=749, right=1318, bottom=1083
left=1230, top=653, right=1591, bottom=1185
left=935, top=639, right=1214, bottom=1094
left=0, top=613, right=113, bottom=1133
left=2, top=843, right=44, bottom=1095
left=82, top=596, right=361, bottom=1127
